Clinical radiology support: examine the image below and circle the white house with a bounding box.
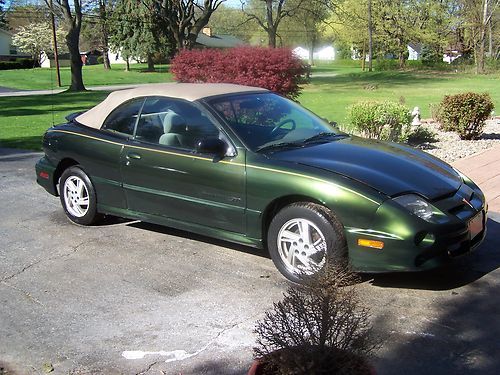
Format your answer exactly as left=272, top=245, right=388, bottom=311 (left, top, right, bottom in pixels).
left=407, top=43, right=422, bottom=60
left=0, top=28, right=16, bottom=56
left=293, top=46, right=336, bottom=61
left=40, top=51, right=71, bottom=68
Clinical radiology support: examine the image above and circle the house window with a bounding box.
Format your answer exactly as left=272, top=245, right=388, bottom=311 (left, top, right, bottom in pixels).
left=9, top=45, right=17, bottom=55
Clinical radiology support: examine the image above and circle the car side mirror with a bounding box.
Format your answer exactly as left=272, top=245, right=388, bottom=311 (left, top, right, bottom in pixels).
left=195, top=137, right=228, bottom=160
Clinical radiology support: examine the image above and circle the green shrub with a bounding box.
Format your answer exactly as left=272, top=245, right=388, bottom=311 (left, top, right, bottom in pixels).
left=348, top=101, right=411, bottom=142
left=0, top=58, right=36, bottom=70
left=407, top=126, right=438, bottom=145
left=97, top=55, right=104, bottom=64
left=374, top=58, right=399, bottom=71
left=438, top=92, right=494, bottom=140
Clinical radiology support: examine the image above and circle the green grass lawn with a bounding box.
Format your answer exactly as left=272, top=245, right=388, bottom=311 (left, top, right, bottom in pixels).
left=0, top=62, right=498, bottom=151
left=0, top=91, right=109, bottom=149
left=0, top=64, right=173, bottom=90
left=301, top=69, right=500, bottom=127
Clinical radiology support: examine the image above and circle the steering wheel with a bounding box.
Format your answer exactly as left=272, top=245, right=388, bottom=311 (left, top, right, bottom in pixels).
left=270, top=119, right=296, bottom=135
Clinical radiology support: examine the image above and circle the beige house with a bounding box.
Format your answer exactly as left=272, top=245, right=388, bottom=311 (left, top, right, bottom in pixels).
left=0, top=28, right=17, bottom=56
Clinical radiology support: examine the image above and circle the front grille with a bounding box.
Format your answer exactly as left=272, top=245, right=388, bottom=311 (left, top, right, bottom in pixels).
left=434, top=184, right=481, bottom=221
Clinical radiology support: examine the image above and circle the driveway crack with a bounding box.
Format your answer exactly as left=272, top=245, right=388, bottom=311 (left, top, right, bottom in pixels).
left=0, top=234, right=113, bottom=304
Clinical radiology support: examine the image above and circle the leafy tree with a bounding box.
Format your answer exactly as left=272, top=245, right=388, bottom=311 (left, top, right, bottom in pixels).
left=0, top=0, right=7, bottom=29
left=241, top=0, right=306, bottom=48
left=153, top=0, right=225, bottom=51
left=110, top=0, right=164, bottom=71
left=284, top=0, right=336, bottom=64
left=459, top=0, right=499, bottom=73
left=12, top=22, right=67, bottom=65
left=81, top=0, right=114, bottom=69
left=5, top=2, right=49, bottom=31
left=207, top=3, right=250, bottom=42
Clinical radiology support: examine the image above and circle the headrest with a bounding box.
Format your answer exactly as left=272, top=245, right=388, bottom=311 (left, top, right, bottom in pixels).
left=163, top=111, right=187, bottom=133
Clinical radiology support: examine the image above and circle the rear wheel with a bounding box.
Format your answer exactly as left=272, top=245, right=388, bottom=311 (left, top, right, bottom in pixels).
left=59, top=166, right=100, bottom=225
left=267, top=202, right=347, bottom=282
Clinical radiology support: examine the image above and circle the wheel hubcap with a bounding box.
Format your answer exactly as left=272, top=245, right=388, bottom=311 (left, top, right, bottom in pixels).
left=63, top=176, right=89, bottom=218
left=277, top=218, right=327, bottom=275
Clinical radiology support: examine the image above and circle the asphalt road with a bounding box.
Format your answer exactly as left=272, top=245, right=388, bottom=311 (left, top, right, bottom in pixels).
left=1, top=150, right=499, bottom=375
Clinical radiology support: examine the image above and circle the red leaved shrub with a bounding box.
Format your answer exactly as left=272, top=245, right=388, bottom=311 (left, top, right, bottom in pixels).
left=170, top=47, right=307, bottom=99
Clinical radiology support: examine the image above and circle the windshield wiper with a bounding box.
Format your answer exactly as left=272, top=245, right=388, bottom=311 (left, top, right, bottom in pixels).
left=256, top=142, right=302, bottom=153
left=303, top=132, right=346, bottom=144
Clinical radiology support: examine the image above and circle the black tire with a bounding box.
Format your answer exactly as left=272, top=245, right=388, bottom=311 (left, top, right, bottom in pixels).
left=59, top=166, right=100, bottom=225
left=267, top=202, right=347, bottom=282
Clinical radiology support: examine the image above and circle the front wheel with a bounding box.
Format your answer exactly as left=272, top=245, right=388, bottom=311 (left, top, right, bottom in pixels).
left=267, top=202, right=347, bottom=282
left=59, top=166, right=100, bottom=225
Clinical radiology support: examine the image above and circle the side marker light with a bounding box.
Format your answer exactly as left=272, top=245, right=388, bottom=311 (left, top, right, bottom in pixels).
left=358, top=239, right=384, bottom=250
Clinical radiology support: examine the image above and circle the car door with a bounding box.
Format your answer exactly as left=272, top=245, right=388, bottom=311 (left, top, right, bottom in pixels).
left=120, top=96, right=246, bottom=234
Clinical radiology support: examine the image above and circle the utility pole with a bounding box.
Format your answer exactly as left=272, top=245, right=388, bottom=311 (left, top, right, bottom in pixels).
left=49, top=0, right=62, bottom=87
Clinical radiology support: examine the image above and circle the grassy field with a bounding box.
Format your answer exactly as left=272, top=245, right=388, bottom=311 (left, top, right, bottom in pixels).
left=0, top=91, right=109, bottom=149
left=0, top=64, right=173, bottom=90
left=0, top=61, right=498, bottom=150
left=302, top=64, right=500, bottom=123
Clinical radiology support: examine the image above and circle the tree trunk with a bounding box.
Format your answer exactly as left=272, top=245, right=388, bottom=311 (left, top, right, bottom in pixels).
left=125, top=57, right=130, bottom=72
left=103, top=49, right=111, bottom=70
left=66, top=28, right=85, bottom=91
left=398, top=51, right=406, bottom=69
left=367, top=0, right=373, bottom=72
left=265, top=0, right=276, bottom=48
left=267, top=27, right=277, bottom=48
left=147, top=54, right=155, bottom=71
left=99, top=0, right=111, bottom=70
left=488, top=18, right=493, bottom=58
left=477, top=0, right=489, bottom=74
left=361, top=42, right=366, bottom=71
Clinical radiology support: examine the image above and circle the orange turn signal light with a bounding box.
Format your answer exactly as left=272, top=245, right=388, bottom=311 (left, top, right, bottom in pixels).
left=357, top=239, right=384, bottom=250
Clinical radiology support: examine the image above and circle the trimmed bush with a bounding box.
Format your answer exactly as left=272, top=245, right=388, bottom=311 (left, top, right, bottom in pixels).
left=348, top=101, right=411, bottom=142
left=0, top=58, right=37, bottom=70
left=170, top=47, right=307, bottom=99
left=438, top=92, right=494, bottom=140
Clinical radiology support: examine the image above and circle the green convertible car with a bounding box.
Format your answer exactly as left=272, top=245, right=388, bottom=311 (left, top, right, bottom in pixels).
left=36, top=83, right=487, bottom=282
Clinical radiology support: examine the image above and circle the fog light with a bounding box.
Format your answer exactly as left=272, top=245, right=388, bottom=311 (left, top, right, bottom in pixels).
left=357, top=239, right=384, bottom=250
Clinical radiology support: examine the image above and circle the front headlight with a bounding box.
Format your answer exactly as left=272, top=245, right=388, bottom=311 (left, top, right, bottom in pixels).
left=393, top=194, right=448, bottom=223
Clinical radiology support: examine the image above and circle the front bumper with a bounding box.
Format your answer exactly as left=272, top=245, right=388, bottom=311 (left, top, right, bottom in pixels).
left=348, top=182, right=487, bottom=272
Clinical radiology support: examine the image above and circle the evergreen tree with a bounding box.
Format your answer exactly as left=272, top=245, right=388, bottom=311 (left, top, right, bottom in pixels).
left=110, top=0, right=166, bottom=71
left=0, top=0, right=8, bottom=29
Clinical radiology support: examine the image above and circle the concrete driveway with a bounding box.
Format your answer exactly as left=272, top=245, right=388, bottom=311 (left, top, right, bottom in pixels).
left=1, top=150, right=499, bottom=375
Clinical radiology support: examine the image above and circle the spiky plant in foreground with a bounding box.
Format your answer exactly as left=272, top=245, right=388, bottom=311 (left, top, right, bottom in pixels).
left=253, top=265, right=377, bottom=374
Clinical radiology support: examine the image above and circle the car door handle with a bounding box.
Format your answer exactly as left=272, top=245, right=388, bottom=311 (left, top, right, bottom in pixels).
left=126, top=152, right=142, bottom=160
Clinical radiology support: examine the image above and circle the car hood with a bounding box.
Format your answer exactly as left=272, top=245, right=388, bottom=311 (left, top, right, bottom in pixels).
left=271, top=136, right=461, bottom=200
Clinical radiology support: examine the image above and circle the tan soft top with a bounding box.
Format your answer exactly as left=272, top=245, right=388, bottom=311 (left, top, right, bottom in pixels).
left=75, top=82, right=268, bottom=129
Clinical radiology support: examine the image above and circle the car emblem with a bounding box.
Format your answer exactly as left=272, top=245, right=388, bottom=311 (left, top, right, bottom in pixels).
left=462, top=198, right=474, bottom=209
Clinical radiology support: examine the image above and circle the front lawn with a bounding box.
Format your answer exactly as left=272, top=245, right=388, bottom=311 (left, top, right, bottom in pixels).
left=1, top=63, right=498, bottom=151
left=0, top=64, right=173, bottom=91
left=0, top=91, right=109, bottom=150
left=301, top=69, right=500, bottom=127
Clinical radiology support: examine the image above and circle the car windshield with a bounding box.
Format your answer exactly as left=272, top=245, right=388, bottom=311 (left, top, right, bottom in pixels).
left=208, top=93, right=341, bottom=152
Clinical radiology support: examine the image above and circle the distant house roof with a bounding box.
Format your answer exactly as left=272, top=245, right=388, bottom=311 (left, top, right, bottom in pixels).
left=195, top=33, right=245, bottom=49
left=408, top=43, right=422, bottom=54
